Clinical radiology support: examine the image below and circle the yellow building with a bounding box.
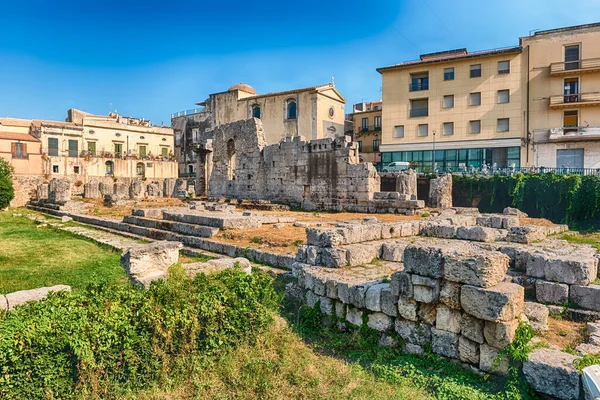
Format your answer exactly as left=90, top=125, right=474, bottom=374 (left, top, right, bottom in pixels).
left=346, top=101, right=382, bottom=164
left=171, top=82, right=346, bottom=176
left=522, top=23, right=600, bottom=169
left=377, top=47, right=525, bottom=171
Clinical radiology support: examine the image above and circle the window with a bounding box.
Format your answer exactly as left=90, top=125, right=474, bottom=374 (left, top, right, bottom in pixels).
left=68, top=139, right=78, bottom=157
left=357, top=141, right=363, bottom=152
left=136, top=162, right=145, bottom=177
left=444, top=67, right=454, bottom=81
left=362, top=117, right=369, bottom=131
left=328, top=107, right=335, bottom=117
left=565, top=45, right=580, bottom=70
left=470, top=64, right=481, bottom=78
left=74, top=166, right=80, bottom=174
left=410, top=98, right=428, bottom=117
left=48, top=137, right=59, bottom=156
left=114, top=143, right=122, bottom=158
left=564, top=110, right=579, bottom=133
left=105, top=161, right=114, bottom=175
left=139, top=145, right=147, bottom=158
left=498, top=61, right=510, bottom=74
left=374, top=116, right=381, bottom=130
left=188, top=165, right=194, bottom=175
left=498, top=90, right=510, bottom=104
left=162, top=147, right=168, bottom=157
left=497, top=118, right=510, bottom=132
left=286, top=100, right=297, bottom=119
left=12, top=142, right=26, bottom=159
left=394, top=125, right=404, bottom=138
left=557, top=149, right=584, bottom=168
left=87, top=142, right=96, bottom=155
left=443, top=95, right=454, bottom=108
left=53, top=165, right=59, bottom=173
left=373, top=139, right=380, bottom=152
left=418, top=124, right=428, bottom=137
left=410, top=72, right=429, bottom=91
left=470, top=92, right=481, bottom=106
left=564, top=78, right=579, bottom=103
left=252, top=105, right=261, bottom=119
left=469, top=120, right=481, bottom=134
left=443, top=122, right=454, bottom=135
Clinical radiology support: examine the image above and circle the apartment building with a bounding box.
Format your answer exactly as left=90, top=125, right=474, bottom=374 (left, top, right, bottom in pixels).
left=345, top=100, right=382, bottom=164
left=523, top=23, right=600, bottom=169
left=378, top=47, right=525, bottom=171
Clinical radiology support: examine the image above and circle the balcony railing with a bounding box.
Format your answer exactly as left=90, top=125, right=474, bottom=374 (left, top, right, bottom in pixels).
left=171, top=108, right=203, bottom=119
left=550, top=57, right=600, bottom=74
left=410, top=109, right=429, bottom=118
left=549, top=92, right=600, bottom=107
left=548, top=126, right=600, bottom=142
left=409, top=82, right=429, bottom=91
left=357, top=125, right=382, bottom=134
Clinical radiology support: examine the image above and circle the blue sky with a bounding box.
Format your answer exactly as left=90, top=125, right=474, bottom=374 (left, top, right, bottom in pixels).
left=0, top=0, right=599, bottom=126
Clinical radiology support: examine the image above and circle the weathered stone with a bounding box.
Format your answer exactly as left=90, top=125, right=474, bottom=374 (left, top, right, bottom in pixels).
left=114, top=182, right=129, bottom=199
left=575, top=343, right=600, bottom=356
left=325, top=279, right=338, bottom=299
left=484, top=319, right=518, bottom=349
left=146, top=182, right=161, bottom=197
left=349, top=281, right=379, bottom=309
left=429, top=174, right=452, bottom=209
left=545, top=255, right=598, bottom=285
left=536, top=280, right=569, bottom=305
left=523, top=348, right=580, bottom=400
left=365, top=283, right=388, bottom=312
left=346, top=243, right=380, bottom=266
left=335, top=301, right=346, bottom=319
left=381, top=242, right=406, bottom=262
left=412, top=275, right=441, bottom=303
left=507, top=226, right=546, bottom=244
left=570, top=284, right=600, bottom=311
left=48, top=178, right=71, bottom=203
left=380, top=287, right=398, bottom=317
left=306, top=290, right=319, bottom=308
left=503, top=207, right=527, bottom=217
left=510, top=275, right=538, bottom=299
left=346, top=306, right=363, bottom=326
left=397, top=296, right=418, bottom=321
left=130, top=179, right=145, bottom=199
left=379, top=333, right=399, bottom=348
left=319, top=296, right=334, bottom=316
left=321, top=248, right=348, bottom=268
left=461, top=283, right=524, bottom=322
left=61, top=216, right=72, bottom=222
left=4, top=285, right=71, bottom=310
left=36, top=183, right=49, bottom=199
left=99, top=182, right=113, bottom=196
left=524, top=302, right=549, bottom=333
left=436, top=305, right=462, bottom=333
left=404, top=343, right=424, bottom=355
left=421, top=223, right=457, bottom=239
left=404, top=244, right=445, bottom=279
left=185, top=257, right=252, bottom=277
left=461, top=314, right=485, bottom=344
left=120, top=241, right=183, bottom=289
left=394, top=319, right=432, bottom=346
left=443, top=247, right=509, bottom=288
left=367, top=312, right=393, bottom=332
left=456, top=226, right=497, bottom=243
left=390, top=271, right=412, bottom=297
left=418, top=302, right=438, bottom=325
left=480, top=343, right=509, bottom=375
left=439, top=281, right=461, bottom=309
left=459, top=336, right=480, bottom=365
left=83, top=181, right=100, bottom=199
left=306, top=246, right=321, bottom=265
left=431, top=327, right=459, bottom=358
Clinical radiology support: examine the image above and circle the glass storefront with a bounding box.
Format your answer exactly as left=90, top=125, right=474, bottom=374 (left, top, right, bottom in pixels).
left=381, top=146, right=520, bottom=172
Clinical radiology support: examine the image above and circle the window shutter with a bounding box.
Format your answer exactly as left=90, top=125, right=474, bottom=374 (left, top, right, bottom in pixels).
left=22, top=143, right=27, bottom=155
left=11, top=142, right=16, bottom=154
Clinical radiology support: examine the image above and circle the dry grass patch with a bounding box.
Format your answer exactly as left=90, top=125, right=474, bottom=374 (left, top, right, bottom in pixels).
left=214, top=225, right=307, bottom=255
left=540, top=317, right=586, bottom=351
left=82, top=197, right=186, bottom=218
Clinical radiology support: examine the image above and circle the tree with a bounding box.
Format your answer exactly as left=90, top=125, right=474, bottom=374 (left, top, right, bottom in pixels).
left=0, top=158, right=14, bottom=209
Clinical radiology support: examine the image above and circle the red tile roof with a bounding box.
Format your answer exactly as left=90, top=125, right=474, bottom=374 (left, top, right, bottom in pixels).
left=0, top=132, right=40, bottom=142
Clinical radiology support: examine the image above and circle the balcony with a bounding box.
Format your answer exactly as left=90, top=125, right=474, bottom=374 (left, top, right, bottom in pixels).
left=12, top=153, right=28, bottom=160
left=410, top=109, right=429, bottom=118
left=550, top=57, right=600, bottom=75
left=356, top=125, right=382, bottom=135
left=409, top=82, right=429, bottom=92
left=548, top=126, right=600, bottom=142
left=549, top=92, right=600, bottom=108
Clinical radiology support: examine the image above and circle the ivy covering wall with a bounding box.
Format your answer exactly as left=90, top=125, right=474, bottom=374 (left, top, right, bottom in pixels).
left=452, top=173, right=600, bottom=229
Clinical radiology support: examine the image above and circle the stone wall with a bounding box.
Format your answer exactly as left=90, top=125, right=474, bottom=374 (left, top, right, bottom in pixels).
left=11, top=174, right=47, bottom=207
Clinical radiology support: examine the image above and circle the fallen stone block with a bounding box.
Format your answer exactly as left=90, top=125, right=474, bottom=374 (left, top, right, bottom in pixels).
left=575, top=343, right=600, bottom=356
left=443, top=246, right=509, bottom=288
left=461, top=283, right=524, bottom=322
left=480, top=343, right=509, bottom=375
left=570, top=284, right=600, bottom=311
left=507, top=226, right=547, bottom=244
left=404, top=244, right=446, bottom=279
left=545, top=255, right=598, bottom=286
left=525, top=302, right=549, bottom=333
left=183, top=257, right=252, bottom=277
left=120, top=241, right=183, bottom=289
left=503, top=207, right=527, bottom=217
left=523, top=348, right=580, bottom=400
left=456, top=226, right=497, bottom=243
left=536, top=280, right=569, bottom=305
left=431, top=328, right=459, bottom=358
left=367, top=312, right=393, bottom=331
left=404, top=343, right=424, bottom=355
left=4, top=285, right=71, bottom=310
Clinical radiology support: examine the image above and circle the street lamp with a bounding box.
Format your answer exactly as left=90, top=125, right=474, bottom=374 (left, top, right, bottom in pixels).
left=432, top=129, right=436, bottom=171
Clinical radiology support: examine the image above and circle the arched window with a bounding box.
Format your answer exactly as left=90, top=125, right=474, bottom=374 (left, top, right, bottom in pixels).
left=252, top=104, right=261, bottom=119
left=105, top=161, right=114, bottom=176
left=286, top=100, right=297, bottom=120
left=188, top=164, right=194, bottom=175
left=227, top=139, right=236, bottom=181
left=136, top=162, right=145, bottom=177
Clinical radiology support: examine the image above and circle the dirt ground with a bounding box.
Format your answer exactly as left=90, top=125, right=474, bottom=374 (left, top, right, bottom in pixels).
left=539, top=317, right=586, bottom=350
left=81, top=198, right=186, bottom=218
left=520, top=217, right=556, bottom=227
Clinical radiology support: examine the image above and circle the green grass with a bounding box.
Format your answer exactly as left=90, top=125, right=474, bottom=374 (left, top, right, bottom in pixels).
left=561, top=232, right=600, bottom=251
left=0, top=210, right=126, bottom=293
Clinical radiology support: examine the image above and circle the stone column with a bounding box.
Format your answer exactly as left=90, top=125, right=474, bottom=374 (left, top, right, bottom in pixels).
left=429, top=174, right=453, bottom=209
left=397, top=170, right=417, bottom=199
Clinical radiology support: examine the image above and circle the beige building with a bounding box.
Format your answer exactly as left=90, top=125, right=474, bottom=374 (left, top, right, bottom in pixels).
left=378, top=47, right=525, bottom=171
left=523, top=23, right=600, bottom=169
left=0, top=131, right=43, bottom=176
left=171, top=82, right=346, bottom=176
left=345, top=101, right=382, bottom=164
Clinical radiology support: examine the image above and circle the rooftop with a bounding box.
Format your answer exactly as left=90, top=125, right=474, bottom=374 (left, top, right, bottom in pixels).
left=529, top=21, right=600, bottom=37
left=0, top=132, right=40, bottom=142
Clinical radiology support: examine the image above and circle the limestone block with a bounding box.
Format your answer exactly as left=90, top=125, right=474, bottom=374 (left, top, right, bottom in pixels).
left=346, top=306, right=363, bottom=327
left=4, top=285, right=71, bottom=310
left=48, top=179, right=71, bottom=203
left=398, top=296, right=418, bottom=321
left=61, top=216, right=72, bottom=222
left=523, top=348, right=581, bottom=400
left=545, top=256, right=598, bottom=286
left=456, top=226, right=497, bottom=243
left=326, top=279, right=338, bottom=299
left=525, top=251, right=547, bottom=278
left=443, top=247, right=509, bottom=288
left=146, top=182, right=162, bottom=198
left=114, top=182, right=129, bottom=199
left=335, top=225, right=361, bottom=246
left=306, top=246, right=321, bottom=265
left=484, top=319, right=518, bottom=349
left=381, top=242, right=406, bottom=262
left=365, top=283, right=389, bottom=312
left=336, top=281, right=354, bottom=304
left=163, top=178, right=177, bottom=198
left=570, top=284, right=600, bottom=311
left=83, top=181, right=100, bottom=199
left=404, top=343, right=424, bottom=355
left=311, top=276, right=326, bottom=296
left=120, top=241, right=182, bottom=289
left=349, top=281, right=379, bottom=309
left=436, top=305, right=462, bottom=333
left=429, top=174, right=452, bottom=209
left=367, top=312, right=393, bottom=332
left=459, top=336, right=480, bottom=365
left=335, top=301, right=346, bottom=319
left=380, top=287, right=398, bottom=317
left=480, top=343, right=509, bottom=375
left=503, top=207, right=527, bottom=217
left=306, top=290, right=319, bottom=308
left=431, top=327, right=459, bottom=358
left=346, top=243, right=380, bottom=266
left=390, top=271, right=412, bottom=297
left=418, top=303, right=438, bottom=325
left=319, top=296, right=334, bottom=316
left=360, top=225, right=383, bottom=243
left=130, top=179, right=145, bottom=199
left=394, top=319, right=432, bottom=346
left=525, top=302, right=549, bottom=333
left=502, top=216, right=520, bottom=229
left=575, top=343, right=600, bottom=356
left=36, top=183, right=49, bottom=200
left=295, top=245, right=307, bottom=263
left=511, top=275, right=538, bottom=300
left=536, top=280, right=569, bottom=305
left=461, top=283, right=524, bottom=322
left=404, top=244, right=445, bottom=279
left=379, top=333, right=399, bottom=348
left=99, top=182, right=113, bottom=196
left=461, top=314, right=485, bottom=344
left=421, top=223, right=458, bottom=239
left=507, top=226, right=546, bottom=244
left=321, top=248, right=348, bottom=268
left=440, top=281, right=461, bottom=309
left=411, top=275, right=440, bottom=303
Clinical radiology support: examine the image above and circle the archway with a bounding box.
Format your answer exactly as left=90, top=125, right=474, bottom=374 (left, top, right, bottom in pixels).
left=136, top=162, right=145, bottom=177
left=105, top=161, right=114, bottom=176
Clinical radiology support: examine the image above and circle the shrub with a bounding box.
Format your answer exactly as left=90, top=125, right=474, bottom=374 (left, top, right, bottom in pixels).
left=0, top=267, right=280, bottom=399
left=0, top=157, right=13, bottom=180
left=0, top=175, right=14, bottom=209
